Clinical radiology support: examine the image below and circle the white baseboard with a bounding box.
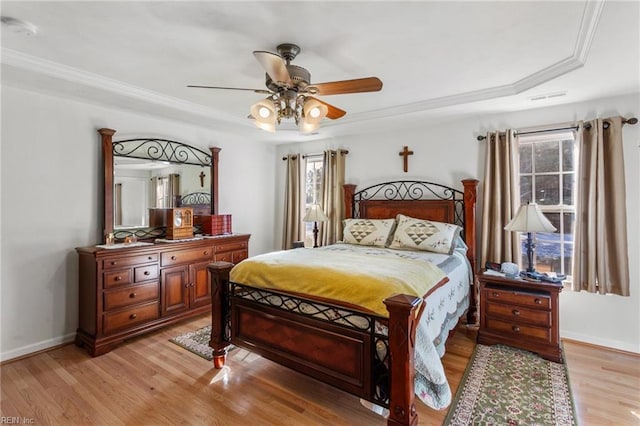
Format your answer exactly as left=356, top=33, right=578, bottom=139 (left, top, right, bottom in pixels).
left=560, top=330, right=640, bottom=354
left=1, top=332, right=76, bottom=363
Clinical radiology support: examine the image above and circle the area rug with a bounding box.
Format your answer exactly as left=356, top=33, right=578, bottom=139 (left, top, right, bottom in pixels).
left=170, top=325, right=215, bottom=360
left=444, top=344, right=576, bottom=426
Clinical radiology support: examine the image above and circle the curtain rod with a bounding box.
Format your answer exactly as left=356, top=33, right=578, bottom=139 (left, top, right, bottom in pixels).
left=476, top=116, right=638, bottom=141
left=282, top=149, right=349, bottom=160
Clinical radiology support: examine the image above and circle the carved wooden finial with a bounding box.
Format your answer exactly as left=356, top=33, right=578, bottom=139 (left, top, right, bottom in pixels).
left=399, top=146, right=414, bottom=173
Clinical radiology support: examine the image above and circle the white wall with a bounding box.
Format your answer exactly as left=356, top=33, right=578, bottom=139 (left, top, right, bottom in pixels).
left=0, top=85, right=277, bottom=360
left=276, top=92, right=640, bottom=353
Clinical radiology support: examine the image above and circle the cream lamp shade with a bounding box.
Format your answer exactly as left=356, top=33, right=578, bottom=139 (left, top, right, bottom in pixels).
left=250, top=99, right=276, bottom=132
left=504, top=203, right=557, bottom=233
left=303, top=204, right=329, bottom=222
left=303, top=204, right=328, bottom=248
left=504, top=202, right=556, bottom=273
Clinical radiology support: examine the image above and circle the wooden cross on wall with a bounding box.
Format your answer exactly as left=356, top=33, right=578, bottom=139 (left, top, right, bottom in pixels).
left=199, top=171, right=206, bottom=187
left=399, top=146, right=414, bottom=173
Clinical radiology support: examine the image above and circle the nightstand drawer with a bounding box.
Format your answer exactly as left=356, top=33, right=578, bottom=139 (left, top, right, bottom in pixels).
left=486, top=303, right=551, bottom=326
left=486, top=317, right=551, bottom=341
left=485, top=287, right=550, bottom=310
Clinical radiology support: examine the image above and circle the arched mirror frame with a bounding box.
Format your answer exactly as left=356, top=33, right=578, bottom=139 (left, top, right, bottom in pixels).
left=98, top=128, right=219, bottom=243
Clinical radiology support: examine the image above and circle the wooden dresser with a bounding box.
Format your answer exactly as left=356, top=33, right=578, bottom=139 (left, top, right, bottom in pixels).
left=477, top=272, right=563, bottom=363
left=76, top=234, right=249, bottom=356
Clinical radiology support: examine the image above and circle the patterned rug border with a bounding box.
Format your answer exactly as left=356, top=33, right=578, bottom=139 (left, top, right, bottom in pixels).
left=443, top=343, right=577, bottom=426
left=169, top=325, right=215, bottom=361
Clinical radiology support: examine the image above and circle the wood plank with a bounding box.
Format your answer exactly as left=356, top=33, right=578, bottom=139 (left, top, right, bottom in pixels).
left=1, top=315, right=638, bottom=425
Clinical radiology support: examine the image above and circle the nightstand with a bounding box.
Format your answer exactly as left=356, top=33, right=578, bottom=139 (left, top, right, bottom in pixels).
left=477, top=271, right=563, bottom=363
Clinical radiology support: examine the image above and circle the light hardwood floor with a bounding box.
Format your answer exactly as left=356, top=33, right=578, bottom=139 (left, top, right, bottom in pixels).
left=1, top=315, right=638, bottom=425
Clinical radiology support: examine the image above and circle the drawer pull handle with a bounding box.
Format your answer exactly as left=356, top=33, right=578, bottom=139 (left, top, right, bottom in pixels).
left=171, top=255, right=177, bottom=260
left=144, top=271, right=150, bottom=276
left=512, top=326, right=520, bottom=332
left=512, top=309, right=520, bottom=316
left=111, top=261, right=117, bottom=266
left=115, top=276, right=122, bottom=281
left=534, top=298, right=542, bottom=305
left=204, top=251, right=209, bottom=255
left=130, top=313, right=137, bottom=320
left=148, top=256, right=153, bottom=260
left=129, top=293, right=137, bottom=298
left=492, top=292, right=500, bottom=297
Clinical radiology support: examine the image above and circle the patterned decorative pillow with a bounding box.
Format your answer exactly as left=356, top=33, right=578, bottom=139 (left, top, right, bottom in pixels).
left=342, top=218, right=396, bottom=247
left=389, top=214, right=461, bottom=254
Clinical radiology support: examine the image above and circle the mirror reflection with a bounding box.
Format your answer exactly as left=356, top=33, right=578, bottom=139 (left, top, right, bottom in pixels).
left=113, top=157, right=210, bottom=229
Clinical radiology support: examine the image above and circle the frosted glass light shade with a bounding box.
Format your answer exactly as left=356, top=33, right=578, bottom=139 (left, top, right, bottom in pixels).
left=299, top=98, right=328, bottom=133
left=504, top=203, right=556, bottom=233
left=303, top=204, right=329, bottom=222
left=250, top=99, right=276, bottom=132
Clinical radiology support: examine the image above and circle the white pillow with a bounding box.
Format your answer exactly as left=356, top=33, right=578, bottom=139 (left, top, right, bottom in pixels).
left=389, top=214, right=461, bottom=254
left=342, top=218, right=396, bottom=247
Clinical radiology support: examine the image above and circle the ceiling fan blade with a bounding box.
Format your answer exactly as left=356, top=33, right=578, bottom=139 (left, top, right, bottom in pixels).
left=308, top=96, right=346, bottom=120
left=307, top=77, right=383, bottom=96
left=253, top=51, right=292, bottom=87
left=187, top=85, right=272, bottom=94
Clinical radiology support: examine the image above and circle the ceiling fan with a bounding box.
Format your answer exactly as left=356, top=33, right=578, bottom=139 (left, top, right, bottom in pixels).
left=188, top=43, right=383, bottom=133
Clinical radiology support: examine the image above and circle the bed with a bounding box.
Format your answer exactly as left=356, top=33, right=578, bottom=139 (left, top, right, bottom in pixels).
left=208, top=179, right=478, bottom=426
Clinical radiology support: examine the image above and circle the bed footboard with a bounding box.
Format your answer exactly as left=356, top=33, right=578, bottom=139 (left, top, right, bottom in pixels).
left=208, top=261, right=420, bottom=426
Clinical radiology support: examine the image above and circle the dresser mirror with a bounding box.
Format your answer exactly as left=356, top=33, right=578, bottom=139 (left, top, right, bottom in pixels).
left=99, top=128, right=220, bottom=242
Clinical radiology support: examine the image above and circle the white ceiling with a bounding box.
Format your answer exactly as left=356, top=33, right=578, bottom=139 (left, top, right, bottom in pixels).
left=1, top=1, right=638, bottom=143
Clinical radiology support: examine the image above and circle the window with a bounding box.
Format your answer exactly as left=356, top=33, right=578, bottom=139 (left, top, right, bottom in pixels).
left=518, top=132, right=577, bottom=277
left=304, top=155, right=324, bottom=246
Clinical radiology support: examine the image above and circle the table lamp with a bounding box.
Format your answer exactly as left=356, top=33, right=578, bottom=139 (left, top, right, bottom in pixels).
left=303, top=204, right=329, bottom=248
left=504, top=202, right=556, bottom=273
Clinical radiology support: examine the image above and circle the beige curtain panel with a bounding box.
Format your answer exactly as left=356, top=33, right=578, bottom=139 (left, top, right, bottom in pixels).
left=320, top=150, right=346, bottom=246
left=480, top=129, right=521, bottom=267
left=573, top=117, right=630, bottom=296
left=282, top=154, right=304, bottom=250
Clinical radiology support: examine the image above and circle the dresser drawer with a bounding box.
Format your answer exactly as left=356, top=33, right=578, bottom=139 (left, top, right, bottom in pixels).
left=485, top=287, right=550, bottom=310
left=486, top=302, right=551, bottom=326
left=103, top=282, right=159, bottom=311
left=103, top=302, right=160, bottom=334
left=103, top=253, right=158, bottom=269
left=485, top=317, right=551, bottom=342
left=134, top=265, right=158, bottom=282
left=215, top=241, right=247, bottom=253
left=104, top=269, right=132, bottom=288
left=161, top=247, right=213, bottom=267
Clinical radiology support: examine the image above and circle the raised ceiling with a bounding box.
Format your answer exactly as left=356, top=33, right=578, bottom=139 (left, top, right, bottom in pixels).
left=1, top=1, right=638, bottom=142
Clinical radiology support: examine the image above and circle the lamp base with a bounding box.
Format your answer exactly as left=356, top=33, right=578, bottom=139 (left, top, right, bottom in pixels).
left=312, top=222, right=319, bottom=248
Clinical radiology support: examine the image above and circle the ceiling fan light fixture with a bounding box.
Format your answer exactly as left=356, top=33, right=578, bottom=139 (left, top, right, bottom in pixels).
left=250, top=99, right=277, bottom=132
left=303, top=98, right=328, bottom=122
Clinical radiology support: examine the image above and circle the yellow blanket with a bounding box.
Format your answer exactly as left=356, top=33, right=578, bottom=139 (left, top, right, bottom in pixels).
left=230, top=247, right=447, bottom=317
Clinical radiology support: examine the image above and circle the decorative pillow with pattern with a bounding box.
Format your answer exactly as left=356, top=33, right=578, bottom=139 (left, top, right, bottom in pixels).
left=389, top=214, right=461, bottom=254
left=342, top=218, right=396, bottom=247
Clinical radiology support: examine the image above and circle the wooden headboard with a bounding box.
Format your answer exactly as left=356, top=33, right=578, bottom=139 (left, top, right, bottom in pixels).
left=179, top=192, right=212, bottom=216
left=344, top=179, right=479, bottom=270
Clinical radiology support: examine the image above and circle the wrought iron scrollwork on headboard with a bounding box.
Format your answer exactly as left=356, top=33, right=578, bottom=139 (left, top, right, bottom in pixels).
left=351, top=180, right=465, bottom=227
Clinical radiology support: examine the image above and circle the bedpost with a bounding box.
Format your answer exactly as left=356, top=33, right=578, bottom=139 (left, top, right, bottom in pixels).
left=461, top=179, right=479, bottom=325
left=344, top=184, right=356, bottom=219
left=384, top=294, right=421, bottom=426
left=208, top=261, right=233, bottom=368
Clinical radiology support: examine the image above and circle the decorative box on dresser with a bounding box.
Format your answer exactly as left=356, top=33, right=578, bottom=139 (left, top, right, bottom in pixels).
left=477, top=271, right=563, bottom=363
left=76, top=234, right=249, bottom=356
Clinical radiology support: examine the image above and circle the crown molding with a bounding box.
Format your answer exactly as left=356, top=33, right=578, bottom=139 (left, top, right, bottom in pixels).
left=0, top=47, right=249, bottom=127
left=1, top=1, right=603, bottom=130
left=339, top=0, right=604, bottom=126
